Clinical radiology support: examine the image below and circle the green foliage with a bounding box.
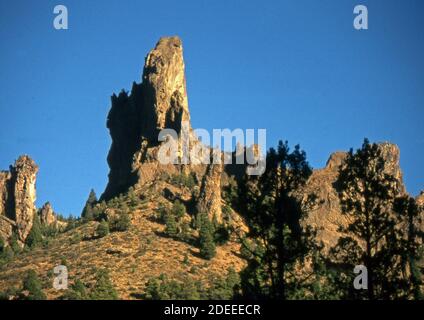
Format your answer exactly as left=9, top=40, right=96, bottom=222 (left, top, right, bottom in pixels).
left=81, top=189, right=97, bottom=222
left=238, top=141, right=318, bottom=299
left=144, top=269, right=241, bottom=300
left=25, top=215, right=44, bottom=249
left=21, top=270, right=46, bottom=300
left=171, top=200, right=186, bottom=220
left=164, top=210, right=178, bottom=237
left=332, top=139, right=423, bottom=300
left=90, top=269, right=119, bottom=300
left=109, top=212, right=131, bottom=232
left=61, top=279, right=88, bottom=300
left=206, top=267, right=241, bottom=299
left=170, top=172, right=196, bottom=189
left=222, top=176, right=239, bottom=207
left=198, top=213, right=216, bottom=260
left=96, top=220, right=110, bottom=238
left=145, top=274, right=201, bottom=300
left=163, top=201, right=189, bottom=239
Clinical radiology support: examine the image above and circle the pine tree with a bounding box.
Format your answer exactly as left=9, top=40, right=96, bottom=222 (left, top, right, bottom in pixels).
left=164, top=211, right=178, bottom=237
left=25, top=215, right=43, bottom=249
left=332, top=139, right=422, bottom=299
left=171, top=200, right=186, bottom=220
left=198, top=213, right=216, bottom=260
left=81, top=189, right=97, bottom=221
left=21, top=270, right=46, bottom=300
left=109, top=212, right=131, bottom=232
left=90, top=269, right=118, bottom=300
left=238, top=141, right=318, bottom=299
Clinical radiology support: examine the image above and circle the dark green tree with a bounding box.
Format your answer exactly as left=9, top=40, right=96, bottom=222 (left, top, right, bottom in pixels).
left=109, top=212, right=131, bottom=232
left=81, top=189, right=97, bottom=221
left=90, top=269, right=118, bottom=300
left=164, top=210, right=178, bottom=237
left=332, top=139, right=423, bottom=299
left=25, top=215, right=44, bottom=249
left=198, top=213, right=216, bottom=260
left=61, top=279, right=88, bottom=300
left=21, top=270, right=46, bottom=300
left=238, top=141, right=318, bottom=299
left=96, top=220, right=110, bottom=238
left=171, top=200, right=186, bottom=220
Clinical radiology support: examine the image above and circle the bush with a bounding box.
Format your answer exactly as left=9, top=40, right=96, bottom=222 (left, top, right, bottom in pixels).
left=61, top=279, right=88, bottom=300
left=90, top=269, right=119, bottom=300
left=171, top=200, right=186, bottom=219
left=109, top=213, right=131, bottom=232
left=144, top=274, right=201, bottom=300
left=206, top=267, right=241, bottom=299
left=96, top=220, right=110, bottom=238
left=170, top=173, right=196, bottom=189
left=21, top=270, right=46, bottom=300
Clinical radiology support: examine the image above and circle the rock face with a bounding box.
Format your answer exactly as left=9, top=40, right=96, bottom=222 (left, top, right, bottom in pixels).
left=0, top=155, right=38, bottom=245
left=102, top=36, right=197, bottom=200
left=302, top=143, right=406, bottom=250
left=39, top=202, right=56, bottom=226
left=197, top=161, right=223, bottom=223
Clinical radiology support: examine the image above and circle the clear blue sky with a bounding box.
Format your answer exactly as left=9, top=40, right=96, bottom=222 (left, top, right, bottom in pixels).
left=1, top=0, right=423, bottom=216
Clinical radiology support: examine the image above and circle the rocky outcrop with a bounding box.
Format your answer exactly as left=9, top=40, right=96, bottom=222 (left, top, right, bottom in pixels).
left=39, top=202, right=56, bottom=226
left=302, top=143, right=407, bottom=251
left=0, top=155, right=38, bottom=245
left=102, top=36, right=199, bottom=200
left=197, top=160, right=223, bottom=223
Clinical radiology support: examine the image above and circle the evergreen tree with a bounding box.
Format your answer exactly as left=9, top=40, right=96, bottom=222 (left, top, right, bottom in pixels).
left=109, top=212, right=131, bottom=232
left=90, top=269, right=118, bottom=300
left=198, top=213, right=216, bottom=260
left=21, top=270, right=46, bottom=300
left=238, top=141, right=318, bottom=299
left=164, top=210, right=178, bottom=237
left=171, top=200, right=186, bottom=220
left=25, top=215, right=43, bottom=249
left=332, top=139, right=423, bottom=299
left=61, top=279, right=88, bottom=300
left=96, top=220, right=110, bottom=238
left=81, top=189, right=97, bottom=221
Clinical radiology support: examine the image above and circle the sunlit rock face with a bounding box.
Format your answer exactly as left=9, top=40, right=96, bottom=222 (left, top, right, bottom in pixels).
left=0, top=155, right=38, bottom=245
left=102, top=36, right=196, bottom=200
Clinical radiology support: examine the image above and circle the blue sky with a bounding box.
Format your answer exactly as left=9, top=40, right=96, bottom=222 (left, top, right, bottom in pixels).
left=0, top=0, right=423, bottom=216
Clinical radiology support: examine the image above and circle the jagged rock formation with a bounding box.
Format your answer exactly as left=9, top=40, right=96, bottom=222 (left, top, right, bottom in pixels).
left=302, top=143, right=407, bottom=250
left=0, top=155, right=38, bottom=245
left=39, top=202, right=56, bottom=226
left=197, top=160, right=223, bottom=223
left=102, top=36, right=200, bottom=200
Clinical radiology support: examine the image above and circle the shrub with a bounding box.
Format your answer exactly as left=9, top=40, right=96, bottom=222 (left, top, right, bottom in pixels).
left=61, top=279, right=88, bottom=300
left=90, top=269, right=119, bottom=300
left=21, top=270, right=46, bottom=300
left=109, top=212, right=131, bottom=232
left=96, top=220, right=110, bottom=238
left=144, top=274, right=201, bottom=300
